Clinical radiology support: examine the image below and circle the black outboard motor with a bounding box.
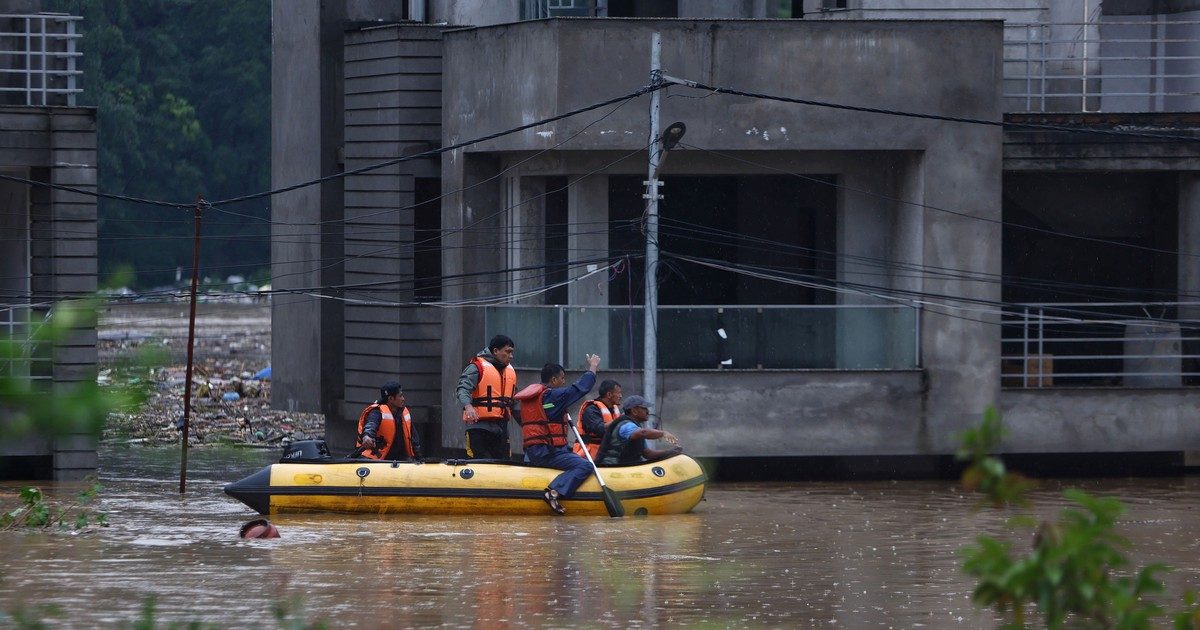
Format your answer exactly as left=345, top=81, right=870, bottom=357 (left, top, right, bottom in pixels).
left=280, top=439, right=332, bottom=463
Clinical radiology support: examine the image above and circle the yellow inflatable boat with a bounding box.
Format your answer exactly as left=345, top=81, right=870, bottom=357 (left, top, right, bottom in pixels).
left=224, top=441, right=707, bottom=517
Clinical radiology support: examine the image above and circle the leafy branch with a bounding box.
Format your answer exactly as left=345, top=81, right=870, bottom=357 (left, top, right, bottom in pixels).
left=1, top=479, right=107, bottom=531
left=957, top=407, right=1196, bottom=629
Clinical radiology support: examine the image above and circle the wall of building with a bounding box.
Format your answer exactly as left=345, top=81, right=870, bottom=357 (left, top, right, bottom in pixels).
left=340, top=24, right=447, bottom=453
left=438, top=19, right=1003, bottom=454
left=0, top=106, right=98, bottom=480
left=270, top=0, right=410, bottom=442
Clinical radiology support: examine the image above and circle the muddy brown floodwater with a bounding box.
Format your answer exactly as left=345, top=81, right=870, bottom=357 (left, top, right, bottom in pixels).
left=2, top=446, right=1198, bottom=628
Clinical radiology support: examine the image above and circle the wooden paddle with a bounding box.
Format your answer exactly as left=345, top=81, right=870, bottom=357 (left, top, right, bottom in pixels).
left=568, top=419, right=624, bottom=518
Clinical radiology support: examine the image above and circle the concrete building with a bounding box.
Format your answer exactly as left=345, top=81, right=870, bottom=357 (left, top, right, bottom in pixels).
left=0, top=7, right=100, bottom=480
left=272, top=0, right=1200, bottom=469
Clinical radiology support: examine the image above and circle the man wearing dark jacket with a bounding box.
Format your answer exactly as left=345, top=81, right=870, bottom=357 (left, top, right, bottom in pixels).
left=516, top=355, right=601, bottom=515
left=457, top=335, right=517, bottom=459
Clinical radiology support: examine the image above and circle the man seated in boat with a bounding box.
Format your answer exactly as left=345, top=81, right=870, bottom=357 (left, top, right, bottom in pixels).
left=355, top=381, right=422, bottom=460
left=596, top=395, right=681, bottom=466
left=572, top=379, right=622, bottom=460
left=514, top=354, right=602, bottom=515
left=458, top=335, right=517, bottom=460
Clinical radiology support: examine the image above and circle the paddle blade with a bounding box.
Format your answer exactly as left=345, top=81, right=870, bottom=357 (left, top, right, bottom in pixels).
left=602, top=486, right=625, bottom=518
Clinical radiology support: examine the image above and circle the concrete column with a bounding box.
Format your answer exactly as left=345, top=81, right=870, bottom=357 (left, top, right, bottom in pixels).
left=270, top=0, right=345, bottom=422
left=440, top=152, right=504, bottom=450
left=566, top=175, right=610, bottom=369
left=920, top=131, right=1003, bottom=452
left=567, top=175, right=610, bottom=306
left=504, top=174, right=546, bottom=304
left=835, top=157, right=893, bottom=369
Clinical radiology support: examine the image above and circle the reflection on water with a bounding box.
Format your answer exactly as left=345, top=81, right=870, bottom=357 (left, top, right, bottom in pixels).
left=1, top=447, right=1199, bottom=627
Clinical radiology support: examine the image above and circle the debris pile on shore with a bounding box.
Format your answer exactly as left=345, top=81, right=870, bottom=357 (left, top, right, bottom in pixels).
left=100, top=303, right=324, bottom=446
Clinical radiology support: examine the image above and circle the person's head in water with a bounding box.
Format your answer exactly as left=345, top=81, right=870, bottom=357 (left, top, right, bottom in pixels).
left=488, top=334, right=515, bottom=366
left=239, top=518, right=280, bottom=539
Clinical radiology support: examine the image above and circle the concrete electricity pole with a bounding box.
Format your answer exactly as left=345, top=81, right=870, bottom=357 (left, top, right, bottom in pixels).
left=643, top=32, right=663, bottom=411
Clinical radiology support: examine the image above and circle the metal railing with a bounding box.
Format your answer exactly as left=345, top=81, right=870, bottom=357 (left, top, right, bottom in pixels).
left=484, top=304, right=920, bottom=371
left=1004, top=19, right=1200, bottom=113
left=0, top=13, right=82, bottom=107
left=1001, top=302, right=1200, bottom=388
left=0, top=304, right=51, bottom=383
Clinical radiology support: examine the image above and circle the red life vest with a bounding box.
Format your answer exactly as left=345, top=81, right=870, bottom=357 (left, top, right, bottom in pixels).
left=355, top=403, right=414, bottom=460
left=514, top=383, right=569, bottom=450
left=469, top=357, right=516, bottom=421
left=572, top=399, right=618, bottom=460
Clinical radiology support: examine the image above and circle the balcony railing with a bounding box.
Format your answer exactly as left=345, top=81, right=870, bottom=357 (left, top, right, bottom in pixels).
left=0, top=304, right=51, bottom=383
left=0, top=13, right=82, bottom=107
left=484, top=304, right=920, bottom=371
left=1004, top=19, right=1200, bottom=113
left=1001, top=302, right=1200, bottom=388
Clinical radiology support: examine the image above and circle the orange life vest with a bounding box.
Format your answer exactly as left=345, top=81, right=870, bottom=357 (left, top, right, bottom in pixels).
left=356, top=403, right=414, bottom=460
left=469, top=357, right=516, bottom=421
left=515, top=383, right=569, bottom=450
left=572, top=399, right=618, bottom=460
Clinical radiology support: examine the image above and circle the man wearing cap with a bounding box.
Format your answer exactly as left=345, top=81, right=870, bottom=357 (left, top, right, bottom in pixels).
left=596, top=395, right=681, bottom=466
left=355, top=381, right=422, bottom=460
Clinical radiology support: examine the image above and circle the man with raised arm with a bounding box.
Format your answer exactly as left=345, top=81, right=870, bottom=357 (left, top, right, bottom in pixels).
left=514, top=354, right=601, bottom=515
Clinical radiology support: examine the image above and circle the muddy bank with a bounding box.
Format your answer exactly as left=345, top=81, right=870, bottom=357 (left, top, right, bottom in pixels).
left=100, top=302, right=324, bottom=446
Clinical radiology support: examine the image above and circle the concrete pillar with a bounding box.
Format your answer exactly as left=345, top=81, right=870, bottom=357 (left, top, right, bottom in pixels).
left=567, top=175, right=610, bottom=306
left=504, top=174, right=546, bottom=304
left=270, top=0, right=345, bottom=423
left=920, top=131, right=1003, bottom=451
left=440, top=152, right=505, bottom=450
left=835, top=157, right=894, bottom=369
left=566, top=175, right=611, bottom=369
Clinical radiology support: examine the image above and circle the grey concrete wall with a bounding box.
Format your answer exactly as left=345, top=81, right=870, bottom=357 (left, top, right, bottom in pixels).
left=340, top=24, right=446, bottom=453
left=1000, top=389, right=1200, bottom=452
left=0, top=106, right=97, bottom=479
left=271, top=0, right=409, bottom=434
left=271, top=0, right=344, bottom=421
left=440, top=19, right=1002, bottom=453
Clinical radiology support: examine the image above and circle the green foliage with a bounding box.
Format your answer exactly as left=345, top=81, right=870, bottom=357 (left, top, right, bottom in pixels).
left=2, top=478, right=107, bottom=531
left=956, top=407, right=1188, bottom=629
left=43, top=0, right=271, bottom=288
left=0, top=300, right=158, bottom=441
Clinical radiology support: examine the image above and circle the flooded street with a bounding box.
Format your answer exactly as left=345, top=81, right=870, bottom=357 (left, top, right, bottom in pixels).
left=2, top=447, right=1199, bottom=628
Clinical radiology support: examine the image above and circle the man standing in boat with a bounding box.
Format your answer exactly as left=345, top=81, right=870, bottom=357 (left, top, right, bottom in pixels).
left=597, top=395, right=681, bottom=466
left=514, top=355, right=602, bottom=515
left=573, top=379, right=622, bottom=460
left=457, top=335, right=517, bottom=460
left=356, top=381, right=422, bottom=460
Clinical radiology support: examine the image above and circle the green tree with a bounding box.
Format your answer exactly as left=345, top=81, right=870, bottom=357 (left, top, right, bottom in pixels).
left=45, top=0, right=271, bottom=288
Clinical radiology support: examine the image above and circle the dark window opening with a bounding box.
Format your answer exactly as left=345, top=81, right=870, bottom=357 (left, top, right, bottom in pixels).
left=544, top=176, right=569, bottom=305
left=606, top=0, right=679, bottom=18
left=1001, top=172, right=1184, bottom=386
left=413, top=177, right=441, bottom=302
left=607, top=174, right=837, bottom=307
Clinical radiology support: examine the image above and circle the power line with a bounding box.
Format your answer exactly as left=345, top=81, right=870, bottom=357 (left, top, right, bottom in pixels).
left=665, top=77, right=1200, bottom=143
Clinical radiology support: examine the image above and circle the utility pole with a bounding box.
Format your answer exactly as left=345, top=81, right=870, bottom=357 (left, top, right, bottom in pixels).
left=643, top=32, right=663, bottom=411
